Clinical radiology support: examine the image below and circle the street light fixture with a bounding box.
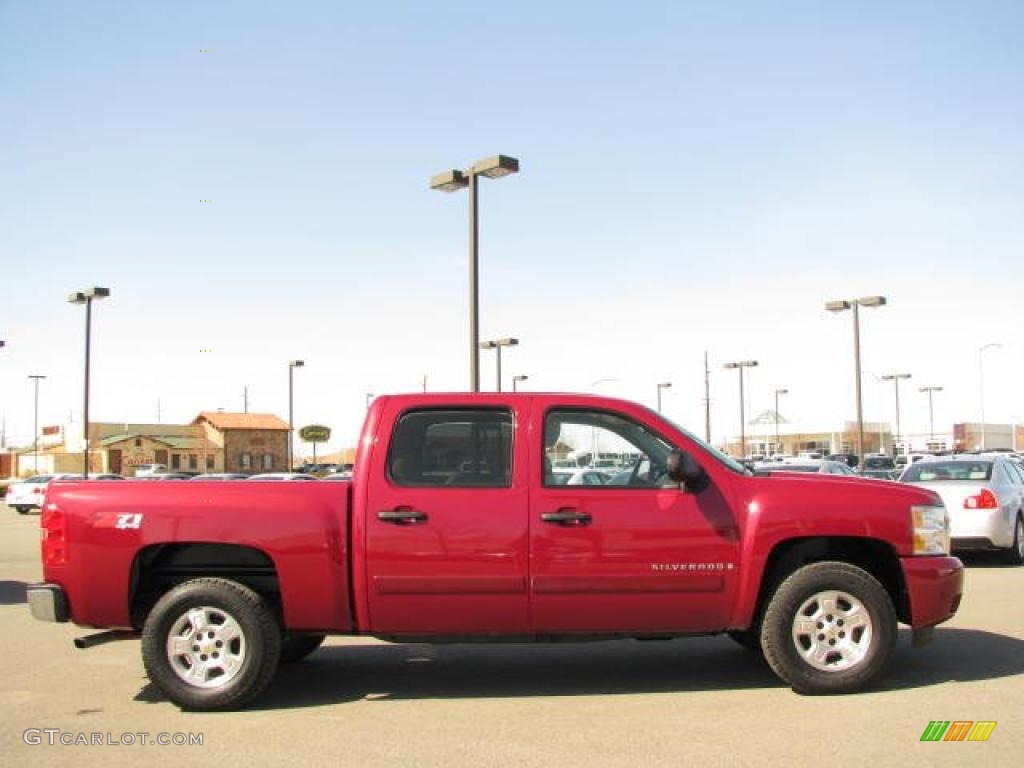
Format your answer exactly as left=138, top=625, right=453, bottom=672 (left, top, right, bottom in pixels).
left=724, top=360, right=758, bottom=458
left=774, top=387, right=789, bottom=456
left=480, top=337, right=519, bottom=392
left=919, top=386, right=943, bottom=445
left=28, top=375, right=46, bottom=473
left=881, top=373, right=912, bottom=455
left=68, top=286, right=110, bottom=477
left=656, top=382, right=672, bottom=413
left=287, top=360, right=304, bottom=470
left=512, top=375, right=528, bottom=392
left=825, top=295, right=887, bottom=467
left=978, top=343, right=1001, bottom=450
left=431, top=154, right=520, bottom=393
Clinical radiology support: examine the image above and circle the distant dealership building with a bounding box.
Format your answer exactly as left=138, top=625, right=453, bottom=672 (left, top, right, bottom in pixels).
left=12, top=412, right=291, bottom=476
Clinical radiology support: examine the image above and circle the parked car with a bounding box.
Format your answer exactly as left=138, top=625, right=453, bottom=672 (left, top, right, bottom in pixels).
left=754, top=460, right=858, bottom=476
left=189, top=473, right=251, bottom=481
left=899, top=455, right=1024, bottom=563
left=5, top=474, right=82, bottom=514
left=246, top=472, right=319, bottom=481
left=130, top=473, right=193, bottom=481
left=547, top=469, right=612, bottom=486
left=825, top=453, right=859, bottom=468
left=131, top=464, right=168, bottom=477
left=321, top=472, right=353, bottom=481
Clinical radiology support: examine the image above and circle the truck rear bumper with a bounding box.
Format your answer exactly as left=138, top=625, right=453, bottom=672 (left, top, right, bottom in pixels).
left=900, top=556, right=964, bottom=629
left=27, top=583, right=69, bottom=623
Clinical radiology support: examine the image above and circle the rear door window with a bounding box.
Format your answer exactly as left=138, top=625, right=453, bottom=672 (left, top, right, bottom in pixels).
left=388, top=409, right=513, bottom=488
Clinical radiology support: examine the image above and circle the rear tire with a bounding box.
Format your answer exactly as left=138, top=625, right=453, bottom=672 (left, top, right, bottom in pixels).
left=1003, top=515, right=1024, bottom=566
left=141, top=578, right=281, bottom=710
left=761, top=561, right=897, bottom=695
left=279, top=633, right=326, bottom=664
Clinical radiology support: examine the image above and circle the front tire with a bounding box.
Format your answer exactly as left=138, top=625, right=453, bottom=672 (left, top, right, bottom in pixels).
left=761, top=562, right=897, bottom=695
left=141, top=578, right=281, bottom=710
left=14, top=506, right=28, bottom=515
left=1003, top=515, right=1024, bottom=565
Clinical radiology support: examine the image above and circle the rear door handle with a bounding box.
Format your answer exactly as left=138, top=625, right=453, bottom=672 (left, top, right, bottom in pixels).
left=541, top=509, right=592, bottom=526
left=377, top=509, right=428, bottom=524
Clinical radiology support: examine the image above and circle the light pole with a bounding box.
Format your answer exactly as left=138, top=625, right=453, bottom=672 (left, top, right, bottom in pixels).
left=919, top=386, right=943, bottom=445
left=28, top=375, right=46, bottom=473
left=881, top=373, right=912, bottom=455
left=825, top=295, right=887, bottom=467
left=480, top=337, right=519, bottom=392
left=287, top=360, right=304, bottom=470
left=978, top=343, right=1001, bottom=450
left=512, top=375, right=528, bottom=392
left=431, top=155, right=520, bottom=393
left=68, top=287, right=110, bottom=478
left=657, top=382, right=672, bottom=413
left=724, top=361, right=758, bottom=458
left=774, top=387, right=788, bottom=456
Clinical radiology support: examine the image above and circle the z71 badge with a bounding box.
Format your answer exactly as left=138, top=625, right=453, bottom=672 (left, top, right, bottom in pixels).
left=114, top=513, right=143, bottom=530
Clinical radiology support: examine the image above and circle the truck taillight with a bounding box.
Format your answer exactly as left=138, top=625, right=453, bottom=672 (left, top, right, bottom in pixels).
left=964, top=489, right=998, bottom=509
left=40, top=505, right=67, bottom=566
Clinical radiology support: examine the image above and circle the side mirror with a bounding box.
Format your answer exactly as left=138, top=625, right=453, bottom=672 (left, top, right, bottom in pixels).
left=666, top=450, right=709, bottom=493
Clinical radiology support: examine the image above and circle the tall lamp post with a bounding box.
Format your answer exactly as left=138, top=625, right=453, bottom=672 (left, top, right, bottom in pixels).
left=68, top=287, right=110, bottom=477
left=774, top=387, right=788, bottom=456
left=512, top=375, right=528, bottom=392
left=480, top=337, right=519, bottom=392
left=978, top=343, right=1001, bottom=450
left=430, top=155, right=520, bottom=393
left=724, top=360, right=758, bottom=458
left=656, top=382, right=672, bottom=413
left=287, top=360, right=304, bottom=470
left=919, top=386, right=943, bottom=446
left=28, top=375, right=46, bottom=473
left=825, top=295, right=887, bottom=467
left=881, top=373, right=912, bottom=455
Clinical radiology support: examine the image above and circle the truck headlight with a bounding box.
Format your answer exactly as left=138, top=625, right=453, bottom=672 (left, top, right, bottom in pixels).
left=912, top=504, right=949, bottom=555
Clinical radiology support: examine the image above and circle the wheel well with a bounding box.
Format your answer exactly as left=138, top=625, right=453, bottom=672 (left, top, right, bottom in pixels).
left=130, top=543, right=280, bottom=630
left=753, top=537, right=910, bottom=626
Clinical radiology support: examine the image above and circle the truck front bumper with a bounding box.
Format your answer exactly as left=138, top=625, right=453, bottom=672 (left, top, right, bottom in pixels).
left=900, top=556, right=964, bottom=630
left=27, top=583, right=69, bottom=623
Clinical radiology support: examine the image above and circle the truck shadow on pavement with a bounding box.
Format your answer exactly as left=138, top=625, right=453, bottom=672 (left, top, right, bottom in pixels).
left=135, top=626, right=1024, bottom=709
left=0, top=580, right=27, bottom=605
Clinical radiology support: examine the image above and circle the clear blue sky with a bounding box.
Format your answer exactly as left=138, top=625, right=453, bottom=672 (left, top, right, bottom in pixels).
left=2, top=1, right=1023, bottom=452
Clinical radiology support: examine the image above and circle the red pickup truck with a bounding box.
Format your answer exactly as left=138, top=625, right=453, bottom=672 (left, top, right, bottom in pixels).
left=29, top=393, right=964, bottom=709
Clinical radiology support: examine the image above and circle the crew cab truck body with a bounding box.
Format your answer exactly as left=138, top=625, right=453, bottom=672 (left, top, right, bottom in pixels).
left=29, top=393, right=964, bottom=709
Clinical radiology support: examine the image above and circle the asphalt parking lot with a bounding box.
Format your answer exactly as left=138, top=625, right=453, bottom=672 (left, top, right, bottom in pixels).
left=1, top=505, right=1020, bottom=767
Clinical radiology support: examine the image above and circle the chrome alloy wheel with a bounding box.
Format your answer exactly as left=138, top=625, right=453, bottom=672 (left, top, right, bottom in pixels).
left=165, top=606, right=247, bottom=689
left=791, top=590, right=873, bottom=672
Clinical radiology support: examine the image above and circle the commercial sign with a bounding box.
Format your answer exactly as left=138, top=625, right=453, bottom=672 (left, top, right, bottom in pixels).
left=299, top=425, right=331, bottom=443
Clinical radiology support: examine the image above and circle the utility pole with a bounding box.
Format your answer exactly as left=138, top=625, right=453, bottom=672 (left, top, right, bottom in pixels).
left=244, top=385, right=249, bottom=413
left=704, top=350, right=711, bottom=443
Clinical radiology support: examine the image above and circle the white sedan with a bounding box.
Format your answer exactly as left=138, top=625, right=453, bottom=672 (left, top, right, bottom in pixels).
left=5, top=474, right=82, bottom=514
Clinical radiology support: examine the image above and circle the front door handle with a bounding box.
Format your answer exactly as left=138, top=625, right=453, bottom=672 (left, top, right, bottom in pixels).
left=377, top=509, right=428, bottom=524
left=541, top=509, right=592, bottom=526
